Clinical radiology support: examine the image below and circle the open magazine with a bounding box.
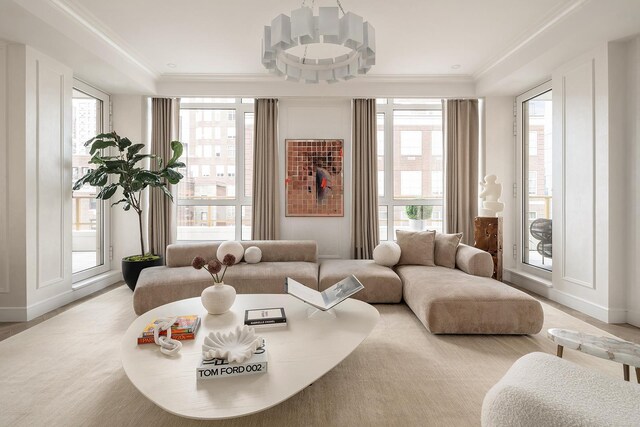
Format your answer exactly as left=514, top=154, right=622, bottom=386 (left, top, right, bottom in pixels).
left=285, top=275, right=364, bottom=311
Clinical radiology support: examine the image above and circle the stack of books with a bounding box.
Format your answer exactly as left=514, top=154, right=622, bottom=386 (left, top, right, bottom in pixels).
left=137, top=315, right=201, bottom=344
left=244, top=307, right=287, bottom=329
left=196, top=339, right=268, bottom=380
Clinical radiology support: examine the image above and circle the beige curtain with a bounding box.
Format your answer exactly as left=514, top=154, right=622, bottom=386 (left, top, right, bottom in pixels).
left=251, top=99, right=280, bottom=240
left=351, top=99, right=379, bottom=259
left=444, top=99, right=479, bottom=245
left=149, top=98, right=179, bottom=257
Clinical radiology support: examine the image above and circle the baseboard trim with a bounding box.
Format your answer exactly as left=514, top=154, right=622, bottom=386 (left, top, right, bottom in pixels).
left=0, top=270, right=123, bottom=322
left=627, top=309, right=640, bottom=328
left=506, top=269, right=626, bottom=324
left=0, top=307, right=28, bottom=322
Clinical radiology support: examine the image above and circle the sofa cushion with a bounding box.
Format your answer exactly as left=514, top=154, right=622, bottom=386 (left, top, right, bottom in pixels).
left=434, top=232, right=462, bottom=268
left=133, top=262, right=318, bottom=315
left=397, top=265, right=544, bottom=334
left=455, top=244, right=494, bottom=277
left=319, top=259, right=402, bottom=303
left=396, top=230, right=436, bottom=266
left=166, top=240, right=317, bottom=267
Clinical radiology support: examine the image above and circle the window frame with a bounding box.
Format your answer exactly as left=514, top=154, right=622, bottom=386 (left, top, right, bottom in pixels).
left=377, top=99, right=444, bottom=241
left=515, top=81, right=553, bottom=280
left=71, top=79, right=111, bottom=283
left=177, top=98, right=253, bottom=241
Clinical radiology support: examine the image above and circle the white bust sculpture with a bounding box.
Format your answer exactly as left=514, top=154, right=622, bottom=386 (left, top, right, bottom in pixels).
left=479, top=174, right=504, bottom=217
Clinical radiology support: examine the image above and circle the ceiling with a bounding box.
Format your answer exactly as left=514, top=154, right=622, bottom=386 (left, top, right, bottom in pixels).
left=1, top=0, right=640, bottom=95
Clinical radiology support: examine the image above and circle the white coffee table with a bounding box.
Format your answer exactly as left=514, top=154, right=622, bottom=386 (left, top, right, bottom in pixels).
left=121, top=294, right=379, bottom=420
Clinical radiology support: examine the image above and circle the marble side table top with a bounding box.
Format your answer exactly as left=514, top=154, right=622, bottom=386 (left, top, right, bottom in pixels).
left=547, top=328, right=640, bottom=367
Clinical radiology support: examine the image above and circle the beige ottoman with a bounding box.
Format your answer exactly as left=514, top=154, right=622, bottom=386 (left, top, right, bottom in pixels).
left=319, top=259, right=402, bottom=303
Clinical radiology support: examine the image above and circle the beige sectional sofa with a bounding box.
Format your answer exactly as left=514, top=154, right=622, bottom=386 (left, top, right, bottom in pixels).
left=133, top=240, right=318, bottom=315
left=133, top=240, right=544, bottom=335
left=398, top=244, right=544, bottom=334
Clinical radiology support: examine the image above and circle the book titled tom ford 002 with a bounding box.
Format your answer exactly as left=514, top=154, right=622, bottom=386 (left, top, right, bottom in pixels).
left=196, top=339, right=268, bottom=380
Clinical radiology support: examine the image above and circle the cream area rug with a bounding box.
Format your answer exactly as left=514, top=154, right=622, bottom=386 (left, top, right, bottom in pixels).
left=0, top=285, right=629, bottom=427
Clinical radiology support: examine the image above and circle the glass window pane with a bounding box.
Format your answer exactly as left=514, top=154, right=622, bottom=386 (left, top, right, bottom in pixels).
left=376, top=98, right=388, bottom=104
left=378, top=205, right=388, bottom=241
left=178, top=109, right=236, bottom=200
left=523, top=90, right=552, bottom=271
left=392, top=205, right=443, bottom=238
left=241, top=98, right=255, bottom=104
left=393, top=109, right=443, bottom=199
left=242, top=206, right=252, bottom=240
left=177, top=206, right=236, bottom=241
left=377, top=113, right=384, bottom=197
left=245, top=112, right=254, bottom=197
left=72, top=89, right=104, bottom=274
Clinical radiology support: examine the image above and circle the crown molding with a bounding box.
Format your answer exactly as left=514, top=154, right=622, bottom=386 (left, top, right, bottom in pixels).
left=48, top=0, right=159, bottom=78
left=473, top=0, right=589, bottom=80
left=158, top=73, right=475, bottom=84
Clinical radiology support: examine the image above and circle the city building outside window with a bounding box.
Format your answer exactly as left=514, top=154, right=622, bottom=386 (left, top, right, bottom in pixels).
left=517, top=83, right=553, bottom=275
left=71, top=81, right=111, bottom=282
left=377, top=99, right=444, bottom=240
left=177, top=98, right=253, bottom=241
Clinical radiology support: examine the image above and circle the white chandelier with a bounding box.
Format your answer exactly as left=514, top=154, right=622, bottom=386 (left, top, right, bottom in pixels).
left=261, top=0, right=375, bottom=83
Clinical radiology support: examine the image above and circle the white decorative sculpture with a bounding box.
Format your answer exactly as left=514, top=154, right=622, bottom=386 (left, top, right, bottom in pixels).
left=152, top=317, right=183, bottom=356
left=202, top=325, right=262, bottom=364
left=479, top=174, right=505, bottom=217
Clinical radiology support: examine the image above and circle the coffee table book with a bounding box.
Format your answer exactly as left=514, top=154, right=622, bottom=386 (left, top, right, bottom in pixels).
left=197, top=339, right=268, bottom=380
left=244, top=308, right=287, bottom=328
left=286, top=275, right=364, bottom=311
left=137, top=315, right=201, bottom=344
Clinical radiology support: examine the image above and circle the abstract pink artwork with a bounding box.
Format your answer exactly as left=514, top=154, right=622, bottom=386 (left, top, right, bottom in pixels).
left=285, top=139, right=344, bottom=217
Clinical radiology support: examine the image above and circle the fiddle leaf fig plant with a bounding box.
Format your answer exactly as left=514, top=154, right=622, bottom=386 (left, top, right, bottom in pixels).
left=73, top=131, right=185, bottom=260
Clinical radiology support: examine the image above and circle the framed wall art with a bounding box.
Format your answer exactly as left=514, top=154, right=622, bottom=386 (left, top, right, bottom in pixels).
left=285, top=139, right=344, bottom=217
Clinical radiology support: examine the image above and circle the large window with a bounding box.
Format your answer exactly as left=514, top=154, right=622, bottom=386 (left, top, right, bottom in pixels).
left=177, top=98, right=254, bottom=241
left=518, top=84, right=552, bottom=273
left=378, top=99, right=444, bottom=240
left=71, top=81, right=111, bottom=281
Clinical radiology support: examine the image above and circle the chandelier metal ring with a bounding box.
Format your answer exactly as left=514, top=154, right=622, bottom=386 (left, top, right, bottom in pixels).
left=261, top=3, right=375, bottom=83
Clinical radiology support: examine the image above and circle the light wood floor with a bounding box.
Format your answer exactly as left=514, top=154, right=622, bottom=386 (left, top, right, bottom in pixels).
left=1, top=281, right=639, bottom=343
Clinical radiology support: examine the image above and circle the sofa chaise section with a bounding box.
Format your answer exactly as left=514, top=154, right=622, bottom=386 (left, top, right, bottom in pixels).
left=398, top=244, right=544, bottom=334
left=133, top=240, right=319, bottom=315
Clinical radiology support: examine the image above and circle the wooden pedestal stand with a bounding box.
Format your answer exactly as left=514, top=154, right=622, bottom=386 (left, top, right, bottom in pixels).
left=473, top=217, right=503, bottom=281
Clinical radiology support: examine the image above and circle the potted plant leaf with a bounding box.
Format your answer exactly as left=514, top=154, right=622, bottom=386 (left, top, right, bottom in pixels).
left=73, top=131, right=185, bottom=291
left=405, top=205, right=433, bottom=231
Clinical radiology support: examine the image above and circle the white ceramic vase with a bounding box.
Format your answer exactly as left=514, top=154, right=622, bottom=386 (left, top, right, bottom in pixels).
left=201, top=282, right=236, bottom=315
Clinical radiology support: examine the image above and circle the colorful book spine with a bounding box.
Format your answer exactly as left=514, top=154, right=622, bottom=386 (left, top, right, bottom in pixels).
left=137, top=333, right=196, bottom=345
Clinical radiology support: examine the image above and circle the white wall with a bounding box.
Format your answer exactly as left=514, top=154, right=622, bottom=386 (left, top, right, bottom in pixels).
left=111, top=95, right=150, bottom=263
left=622, top=36, right=640, bottom=327
left=483, top=97, right=515, bottom=270
left=0, top=42, right=8, bottom=298
left=0, top=43, right=73, bottom=320
left=497, top=42, right=638, bottom=324
left=0, top=42, right=122, bottom=321
left=278, top=98, right=352, bottom=259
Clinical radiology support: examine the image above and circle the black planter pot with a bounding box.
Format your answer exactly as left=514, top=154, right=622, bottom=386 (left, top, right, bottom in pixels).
left=122, top=256, right=163, bottom=291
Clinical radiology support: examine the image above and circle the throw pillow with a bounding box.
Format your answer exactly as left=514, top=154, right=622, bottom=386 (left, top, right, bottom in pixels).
left=372, top=241, right=401, bottom=267
left=244, top=246, right=262, bottom=264
left=395, top=229, right=436, bottom=266
left=216, top=241, right=244, bottom=264
left=434, top=232, right=463, bottom=268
